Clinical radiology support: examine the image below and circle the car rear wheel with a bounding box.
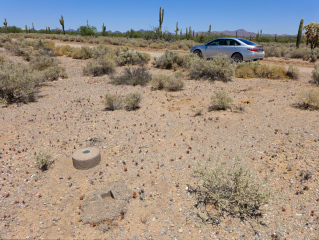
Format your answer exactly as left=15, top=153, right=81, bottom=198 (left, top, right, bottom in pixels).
left=194, top=50, right=203, bottom=58
left=231, top=53, right=243, bottom=63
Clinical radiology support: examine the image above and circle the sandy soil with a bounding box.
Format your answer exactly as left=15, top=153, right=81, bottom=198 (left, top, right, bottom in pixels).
left=0, top=42, right=318, bottom=240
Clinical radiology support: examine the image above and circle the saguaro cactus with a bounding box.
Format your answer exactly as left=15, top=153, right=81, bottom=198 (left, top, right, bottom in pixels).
left=32, top=23, right=34, bottom=32
left=87, top=19, right=89, bottom=27
left=59, top=15, right=65, bottom=35
left=3, top=18, right=7, bottom=32
left=296, top=18, right=304, bottom=48
left=159, top=7, right=164, bottom=38
left=189, top=26, right=192, bottom=39
left=48, top=27, right=50, bottom=33
left=174, top=22, right=179, bottom=38
left=208, top=24, right=211, bottom=35
left=236, top=31, right=238, bottom=38
left=102, top=23, right=106, bottom=35
left=25, top=25, right=28, bottom=34
left=186, top=28, right=188, bottom=39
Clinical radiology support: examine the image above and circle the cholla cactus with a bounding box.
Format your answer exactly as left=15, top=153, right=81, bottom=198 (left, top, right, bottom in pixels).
left=303, top=22, right=319, bottom=49
left=59, top=15, right=65, bottom=35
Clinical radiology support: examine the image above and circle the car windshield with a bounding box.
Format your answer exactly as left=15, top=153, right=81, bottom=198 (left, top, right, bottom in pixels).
left=238, top=38, right=257, bottom=45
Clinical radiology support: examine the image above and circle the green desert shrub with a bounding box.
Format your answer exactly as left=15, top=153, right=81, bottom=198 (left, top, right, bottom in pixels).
left=312, top=65, right=319, bottom=85
left=0, top=61, right=36, bottom=104
left=209, top=90, right=232, bottom=110
left=83, top=56, right=116, bottom=76
left=92, top=44, right=116, bottom=59
left=124, top=92, right=141, bottom=110
left=35, top=149, right=52, bottom=171
left=110, top=67, right=151, bottom=86
left=103, top=93, right=122, bottom=110
left=72, top=46, right=93, bottom=59
left=114, top=51, right=150, bottom=66
left=297, top=89, right=319, bottom=110
left=154, top=50, right=183, bottom=69
left=189, top=55, right=234, bottom=82
left=193, top=158, right=270, bottom=219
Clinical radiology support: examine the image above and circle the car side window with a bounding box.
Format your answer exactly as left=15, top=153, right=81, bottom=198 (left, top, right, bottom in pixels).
left=207, top=40, right=219, bottom=46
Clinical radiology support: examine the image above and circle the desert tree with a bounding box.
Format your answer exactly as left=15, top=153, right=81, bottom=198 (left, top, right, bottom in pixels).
left=59, top=15, right=65, bottom=35
left=303, top=22, right=319, bottom=49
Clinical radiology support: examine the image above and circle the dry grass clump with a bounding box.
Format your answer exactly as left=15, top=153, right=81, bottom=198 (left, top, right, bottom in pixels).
left=255, top=64, right=286, bottom=79
left=0, top=56, right=4, bottom=64
left=151, top=73, right=184, bottom=91
left=297, top=89, right=319, bottom=110
left=114, top=51, right=150, bottom=66
left=103, top=93, right=123, bottom=110
left=72, top=46, right=93, bottom=59
left=35, top=149, right=52, bottom=171
left=236, top=62, right=297, bottom=80
left=189, top=55, right=234, bottom=82
left=0, top=61, right=36, bottom=104
left=110, top=67, right=151, bottom=86
left=312, top=65, right=319, bottom=85
left=124, top=92, right=141, bottom=110
left=209, top=90, right=232, bottom=110
left=43, top=66, right=68, bottom=81
left=83, top=56, right=116, bottom=76
left=55, top=45, right=72, bottom=56
left=193, top=158, right=270, bottom=220
left=0, top=34, right=12, bottom=47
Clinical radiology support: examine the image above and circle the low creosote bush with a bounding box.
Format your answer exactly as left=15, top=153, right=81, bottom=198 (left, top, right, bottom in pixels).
left=193, top=158, right=270, bottom=220
left=286, top=65, right=299, bottom=80
left=189, top=55, right=234, bottom=82
left=35, top=149, right=52, bottom=171
left=209, top=90, right=232, bottom=111
left=110, top=67, right=151, bottom=86
left=30, top=55, right=58, bottom=71
left=103, top=93, right=122, bottom=111
left=83, top=56, right=116, bottom=76
left=43, top=66, right=68, bottom=81
left=124, top=92, right=141, bottom=110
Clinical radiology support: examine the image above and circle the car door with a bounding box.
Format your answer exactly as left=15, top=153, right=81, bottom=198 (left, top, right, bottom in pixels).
left=219, top=39, right=240, bottom=58
left=204, top=39, right=224, bottom=58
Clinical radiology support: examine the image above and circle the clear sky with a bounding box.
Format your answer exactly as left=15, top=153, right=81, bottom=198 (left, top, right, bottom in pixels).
left=1, top=0, right=318, bottom=35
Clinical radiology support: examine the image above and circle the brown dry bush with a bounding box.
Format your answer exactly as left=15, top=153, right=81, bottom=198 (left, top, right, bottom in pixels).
left=255, top=64, right=286, bottom=79
left=209, top=90, right=232, bottom=110
left=30, top=55, right=59, bottom=71
left=0, top=34, right=12, bottom=47
left=55, top=45, right=72, bottom=56
left=110, top=67, right=151, bottom=86
left=124, top=92, right=141, bottom=110
left=4, top=38, right=33, bottom=61
left=312, top=65, right=319, bottom=85
left=35, top=149, right=52, bottom=171
left=83, top=56, right=116, bottom=76
left=151, top=73, right=184, bottom=91
left=297, top=89, right=319, bottom=110
left=43, top=66, right=68, bottom=81
left=193, top=158, right=270, bottom=220
left=286, top=65, right=299, bottom=80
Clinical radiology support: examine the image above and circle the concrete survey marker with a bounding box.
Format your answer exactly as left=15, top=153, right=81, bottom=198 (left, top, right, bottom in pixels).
left=81, top=181, right=132, bottom=225
left=72, top=147, right=101, bottom=170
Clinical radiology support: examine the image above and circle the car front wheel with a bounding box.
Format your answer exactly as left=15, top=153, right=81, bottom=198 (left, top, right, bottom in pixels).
left=194, top=50, right=203, bottom=58
left=231, top=53, right=243, bottom=63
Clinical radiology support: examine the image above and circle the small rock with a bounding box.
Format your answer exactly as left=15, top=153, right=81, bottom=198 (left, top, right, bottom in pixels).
left=152, top=217, right=156, bottom=222
left=178, top=228, right=183, bottom=233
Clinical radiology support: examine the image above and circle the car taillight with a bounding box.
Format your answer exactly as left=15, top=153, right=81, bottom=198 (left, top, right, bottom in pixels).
left=247, top=48, right=259, bottom=52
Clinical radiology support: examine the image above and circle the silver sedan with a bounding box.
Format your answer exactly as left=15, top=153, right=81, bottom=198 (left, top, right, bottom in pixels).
left=190, top=38, right=265, bottom=62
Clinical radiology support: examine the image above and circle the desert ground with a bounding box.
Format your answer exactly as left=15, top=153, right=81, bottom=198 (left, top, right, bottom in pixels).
left=0, top=39, right=318, bottom=239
